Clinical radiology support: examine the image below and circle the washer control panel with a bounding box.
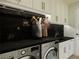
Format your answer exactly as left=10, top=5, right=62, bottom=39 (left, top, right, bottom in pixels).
left=0, top=45, right=40, bottom=59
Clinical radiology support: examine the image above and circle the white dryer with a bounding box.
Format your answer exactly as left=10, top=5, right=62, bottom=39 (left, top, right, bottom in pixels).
left=41, top=41, right=58, bottom=59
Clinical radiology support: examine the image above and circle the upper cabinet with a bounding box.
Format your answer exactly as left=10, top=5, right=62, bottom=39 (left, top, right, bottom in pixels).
left=45, top=0, right=51, bottom=13
left=0, top=0, right=19, bottom=3
left=2, top=0, right=19, bottom=4
left=64, top=4, right=69, bottom=24
left=0, top=0, right=68, bottom=25
left=51, top=0, right=68, bottom=25
left=1, top=0, right=33, bottom=8
left=0, top=0, right=51, bottom=13
left=19, top=0, right=32, bottom=8
left=61, top=2, right=68, bottom=25
left=33, top=0, right=42, bottom=11
left=33, top=0, right=51, bottom=13
left=6, top=0, right=17, bottom=3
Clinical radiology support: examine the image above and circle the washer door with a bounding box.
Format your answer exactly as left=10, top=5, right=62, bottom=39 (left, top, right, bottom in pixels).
left=19, top=55, right=36, bottom=59
left=44, top=47, right=57, bottom=59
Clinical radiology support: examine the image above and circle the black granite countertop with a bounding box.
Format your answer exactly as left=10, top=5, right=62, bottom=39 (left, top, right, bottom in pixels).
left=58, top=37, right=74, bottom=43
left=0, top=37, right=74, bottom=54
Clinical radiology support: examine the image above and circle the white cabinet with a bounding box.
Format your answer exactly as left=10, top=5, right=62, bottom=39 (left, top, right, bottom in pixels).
left=45, top=0, right=51, bottom=13
left=59, top=39, right=74, bottom=59
left=56, top=0, right=61, bottom=24
left=4, top=0, right=19, bottom=4
left=33, top=0, right=42, bottom=11
left=63, top=3, right=69, bottom=25
left=33, top=0, right=51, bottom=13
left=51, top=0, right=56, bottom=23
left=68, top=39, right=74, bottom=57
left=42, top=0, right=46, bottom=11
left=6, top=0, right=19, bottom=3
left=59, top=41, right=68, bottom=59
left=51, top=0, right=63, bottom=24
left=0, top=0, right=33, bottom=8
left=33, top=0, right=44, bottom=11
left=51, top=0, right=68, bottom=25
left=56, top=0, right=68, bottom=25
left=0, top=0, right=18, bottom=4
left=19, top=0, right=32, bottom=8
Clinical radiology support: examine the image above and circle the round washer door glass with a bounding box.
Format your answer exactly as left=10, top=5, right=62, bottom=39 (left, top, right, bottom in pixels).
left=44, top=47, right=57, bottom=59
left=19, top=55, right=36, bottom=59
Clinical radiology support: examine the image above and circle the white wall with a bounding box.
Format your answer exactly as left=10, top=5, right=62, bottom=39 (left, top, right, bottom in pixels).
left=69, top=2, right=79, bottom=56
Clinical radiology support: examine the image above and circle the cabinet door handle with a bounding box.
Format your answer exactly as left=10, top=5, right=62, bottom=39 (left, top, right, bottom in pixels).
left=42, top=2, right=44, bottom=10
left=64, top=18, right=67, bottom=23
left=56, top=16, right=58, bottom=22
left=43, top=2, right=45, bottom=10
left=64, top=47, right=66, bottom=53
left=42, top=2, right=45, bottom=10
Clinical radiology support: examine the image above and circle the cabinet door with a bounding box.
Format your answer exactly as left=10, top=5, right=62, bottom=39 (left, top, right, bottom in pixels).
left=59, top=42, right=68, bottom=59
left=63, top=3, right=68, bottom=25
left=68, top=39, right=74, bottom=57
left=6, top=0, right=18, bottom=4
left=42, top=0, right=47, bottom=11
left=59, top=40, right=74, bottom=59
left=45, top=0, right=51, bottom=13
left=51, top=0, right=68, bottom=24
left=59, top=43, right=64, bottom=59
left=33, top=0, right=50, bottom=13
left=33, top=0, right=42, bottom=11
left=65, top=4, right=68, bottom=24
left=51, top=0, right=57, bottom=23
left=19, top=0, right=32, bottom=8
left=55, top=0, right=64, bottom=24
left=60, top=1, right=65, bottom=24
left=55, top=0, right=60, bottom=24
left=42, top=0, right=51, bottom=13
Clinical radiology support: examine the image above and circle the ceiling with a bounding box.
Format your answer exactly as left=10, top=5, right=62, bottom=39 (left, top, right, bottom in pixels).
left=63, top=0, right=79, bottom=5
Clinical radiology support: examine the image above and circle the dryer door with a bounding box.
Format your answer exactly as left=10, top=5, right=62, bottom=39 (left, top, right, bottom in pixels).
left=44, top=47, right=57, bottom=59
left=19, top=55, right=36, bottom=59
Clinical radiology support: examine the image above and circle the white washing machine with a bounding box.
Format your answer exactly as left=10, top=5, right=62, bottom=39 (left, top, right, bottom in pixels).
left=0, top=45, right=40, bottom=59
left=41, top=41, right=58, bottom=59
